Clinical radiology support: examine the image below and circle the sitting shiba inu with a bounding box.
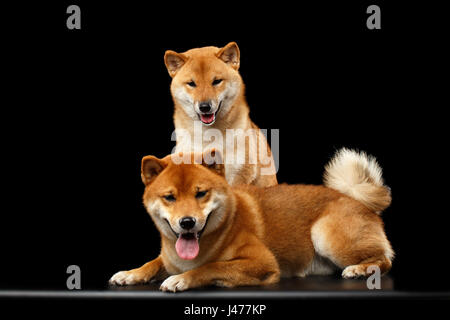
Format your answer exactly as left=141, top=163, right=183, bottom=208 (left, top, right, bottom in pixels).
left=164, top=42, right=278, bottom=187
left=110, top=149, right=393, bottom=292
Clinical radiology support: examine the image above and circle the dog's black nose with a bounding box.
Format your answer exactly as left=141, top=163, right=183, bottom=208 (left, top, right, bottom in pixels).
left=199, top=102, right=212, bottom=113
left=179, top=217, right=196, bottom=230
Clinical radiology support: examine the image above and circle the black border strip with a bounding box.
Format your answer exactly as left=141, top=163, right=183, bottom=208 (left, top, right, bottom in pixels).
left=1, top=290, right=449, bottom=300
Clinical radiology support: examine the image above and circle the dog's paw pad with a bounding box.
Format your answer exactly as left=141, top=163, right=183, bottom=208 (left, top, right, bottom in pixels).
left=342, top=265, right=367, bottom=279
left=160, top=275, right=189, bottom=292
left=109, top=271, right=141, bottom=286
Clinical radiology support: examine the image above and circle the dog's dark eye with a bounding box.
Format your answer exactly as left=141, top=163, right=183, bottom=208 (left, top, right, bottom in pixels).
left=163, top=194, right=176, bottom=202
left=196, top=191, right=208, bottom=199
left=212, top=79, right=223, bottom=86
left=187, top=81, right=196, bottom=87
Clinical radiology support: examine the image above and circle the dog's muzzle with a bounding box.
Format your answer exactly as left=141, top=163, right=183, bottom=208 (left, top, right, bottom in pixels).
left=197, top=101, right=222, bottom=125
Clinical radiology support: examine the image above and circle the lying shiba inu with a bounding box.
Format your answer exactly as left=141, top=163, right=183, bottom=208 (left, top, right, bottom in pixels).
left=110, top=149, right=393, bottom=292
left=164, top=42, right=278, bottom=187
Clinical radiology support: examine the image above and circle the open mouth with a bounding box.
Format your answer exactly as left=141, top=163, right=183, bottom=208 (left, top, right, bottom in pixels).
left=165, top=213, right=212, bottom=260
left=198, top=101, right=222, bottom=125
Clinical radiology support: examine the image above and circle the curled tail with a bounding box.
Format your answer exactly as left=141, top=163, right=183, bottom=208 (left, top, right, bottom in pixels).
left=324, top=148, right=392, bottom=214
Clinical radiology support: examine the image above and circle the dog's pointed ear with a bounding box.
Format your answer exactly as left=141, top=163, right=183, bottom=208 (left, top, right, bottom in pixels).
left=164, top=50, right=187, bottom=77
left=202, top=149, right=225, bottom=177
left=141, top=156, right=168, bottom=185
left=217, top=42, right=240, bottom=70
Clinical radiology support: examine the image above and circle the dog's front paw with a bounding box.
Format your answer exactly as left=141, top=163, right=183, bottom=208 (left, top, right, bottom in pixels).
left=160, top=274, right=191, bottom=292
left=109, top=270, right=147, bottom=286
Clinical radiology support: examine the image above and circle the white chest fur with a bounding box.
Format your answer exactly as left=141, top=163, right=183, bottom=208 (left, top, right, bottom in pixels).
left=174, top=123, right=257, bottom=185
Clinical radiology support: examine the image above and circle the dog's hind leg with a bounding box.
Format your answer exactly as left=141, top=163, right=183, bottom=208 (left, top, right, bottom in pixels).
left=341, top=256, right=392, bottom=279
left=310, top=200, right=394, bottom=279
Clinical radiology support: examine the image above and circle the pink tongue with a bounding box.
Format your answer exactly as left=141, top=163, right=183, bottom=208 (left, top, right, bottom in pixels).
left=200, top=113, right=215, bottom=124
left=176, top=236, right=200, bottom=260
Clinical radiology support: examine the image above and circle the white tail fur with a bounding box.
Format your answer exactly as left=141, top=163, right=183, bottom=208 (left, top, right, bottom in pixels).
left=323, top=148, right=392, bottom=214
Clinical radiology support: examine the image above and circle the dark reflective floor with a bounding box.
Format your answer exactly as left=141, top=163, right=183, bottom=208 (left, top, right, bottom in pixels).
left=109, top=275, right=394, bottom=292
left=2, top=276, right=449, bottom=300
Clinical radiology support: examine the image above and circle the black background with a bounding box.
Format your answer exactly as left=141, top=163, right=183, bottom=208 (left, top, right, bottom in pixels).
left=1, top=0, right=449, bottom=298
